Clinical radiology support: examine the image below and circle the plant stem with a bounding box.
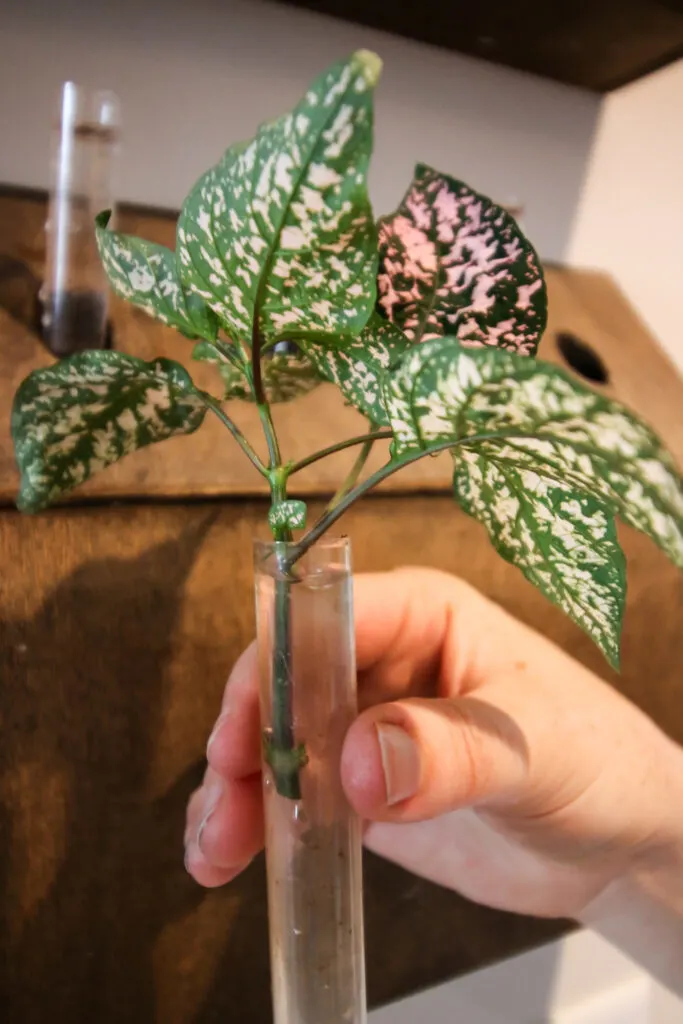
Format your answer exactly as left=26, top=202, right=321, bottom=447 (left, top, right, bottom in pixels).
left=286, top=432, right=512, bottom=568
left=265, top=469, right=301, bottom=799
left=327, top=436, right=375, bottom=511
left=200, top=392, right=268, bottom=476
left=259, top=403, right=283, bottom=470
left=251, top=317, right=266, bottom=405
left=264, top=453, right=301, bottom=799
left=288, top=430, right=393, bottom=476
left=268, top=567, right=302, bottom=799
left=250, top=340, right=298, bottom=794
left=267, top=433, right=379, bottom=799
left=249, top=312, right=283, bottom=471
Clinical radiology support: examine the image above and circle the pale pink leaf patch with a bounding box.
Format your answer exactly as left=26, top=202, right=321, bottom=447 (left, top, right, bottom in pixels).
left=377, top=164, right=547, bottom=355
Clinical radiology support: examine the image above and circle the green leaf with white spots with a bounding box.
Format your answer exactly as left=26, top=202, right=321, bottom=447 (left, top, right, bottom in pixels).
left=193, top=341, right=322, bottom=403
left=95, top=211, right=218, bottom=341
left=269, top=499, right=307, bottom=532
left=177, top=50, right=381, bottom=343
left=301, top=313, right=409, bottom=425
left=377, top=164, right=547, bottom=354
left=453, top=452, right=626, bottom=667
left=12, top=351, right=206, bottom=513
left=384, top=338, right=683, bottom=571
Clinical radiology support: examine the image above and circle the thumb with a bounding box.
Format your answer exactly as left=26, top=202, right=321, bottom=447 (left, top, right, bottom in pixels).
left=341, top=695, right=529, bottom=822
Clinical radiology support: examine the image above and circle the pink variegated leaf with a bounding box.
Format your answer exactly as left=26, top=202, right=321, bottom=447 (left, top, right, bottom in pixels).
left=377, top=164, right=547, bottom=355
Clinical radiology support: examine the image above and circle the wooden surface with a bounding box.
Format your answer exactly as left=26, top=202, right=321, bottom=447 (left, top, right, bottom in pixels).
left=3, top=496, right=683, bottom=1022
left=2, top=189, right=683, bottom=505
left=276, top=0, right=683, bottom=92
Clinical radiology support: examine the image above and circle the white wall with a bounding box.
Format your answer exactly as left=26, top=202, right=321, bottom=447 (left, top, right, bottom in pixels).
left=369, top=930, right=683, bottom=1023
left=0, top=0, right=599, bottom=263
left=568, top=59, right=683, bottom=372
left=4, top=1, right=681, bottom=362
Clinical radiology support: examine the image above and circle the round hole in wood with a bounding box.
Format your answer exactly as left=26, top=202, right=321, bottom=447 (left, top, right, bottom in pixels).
left=556, top=332, right=609, bottom=384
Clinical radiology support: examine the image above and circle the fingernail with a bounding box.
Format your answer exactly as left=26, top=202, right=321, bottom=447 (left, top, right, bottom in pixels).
left=205, top=708, right=229, bottom=757
left=196, top=780, right=223, bottom=852
left=376, top=723, right=420, bottom=806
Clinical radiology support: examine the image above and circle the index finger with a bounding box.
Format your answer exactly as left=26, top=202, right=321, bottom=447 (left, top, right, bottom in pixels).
left=354, top=567, right=495, bottom=701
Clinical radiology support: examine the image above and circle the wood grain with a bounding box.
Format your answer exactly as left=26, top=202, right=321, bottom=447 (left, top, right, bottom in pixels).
left=3, top=496, right=682, bottom=1021
left=1, top=190, right=682, bottom=508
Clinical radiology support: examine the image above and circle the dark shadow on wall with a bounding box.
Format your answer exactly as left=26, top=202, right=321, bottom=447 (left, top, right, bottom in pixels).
left=0, top=255, right=41, bottom=336
left=0, top=514, right=218, bottom=1022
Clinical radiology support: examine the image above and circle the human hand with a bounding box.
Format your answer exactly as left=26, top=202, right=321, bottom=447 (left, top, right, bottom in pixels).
left=185, top=568, right=683, bottom=922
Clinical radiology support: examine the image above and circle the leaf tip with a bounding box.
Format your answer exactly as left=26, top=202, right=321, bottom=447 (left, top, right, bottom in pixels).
left=604, top=644, right=622, bottom=674
left=95, top=209, right=112, bottom=231
left=413, top=161, right=435, bottom=180
left=354, top=49, right=382, bottom=87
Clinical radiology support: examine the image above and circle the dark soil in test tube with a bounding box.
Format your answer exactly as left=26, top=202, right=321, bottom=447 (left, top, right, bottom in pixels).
left=40, top=290, right=113, bottom=356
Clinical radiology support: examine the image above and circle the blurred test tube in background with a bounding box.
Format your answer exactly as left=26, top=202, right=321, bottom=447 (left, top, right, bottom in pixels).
left=41, top=83, right=120, bottom=356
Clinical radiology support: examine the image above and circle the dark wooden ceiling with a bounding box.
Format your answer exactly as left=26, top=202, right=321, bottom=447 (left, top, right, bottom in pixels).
left=275, top=0, right=683, bottom=91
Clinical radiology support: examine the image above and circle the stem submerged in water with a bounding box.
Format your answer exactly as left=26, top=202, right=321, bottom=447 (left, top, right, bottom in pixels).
left=255, top=536, right=365, bottom=1024
left=264, top=468, right=303, bottom=798
left=266, top=570, right=306, bottom=799
left=327, top=435, right=375, bottom=512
